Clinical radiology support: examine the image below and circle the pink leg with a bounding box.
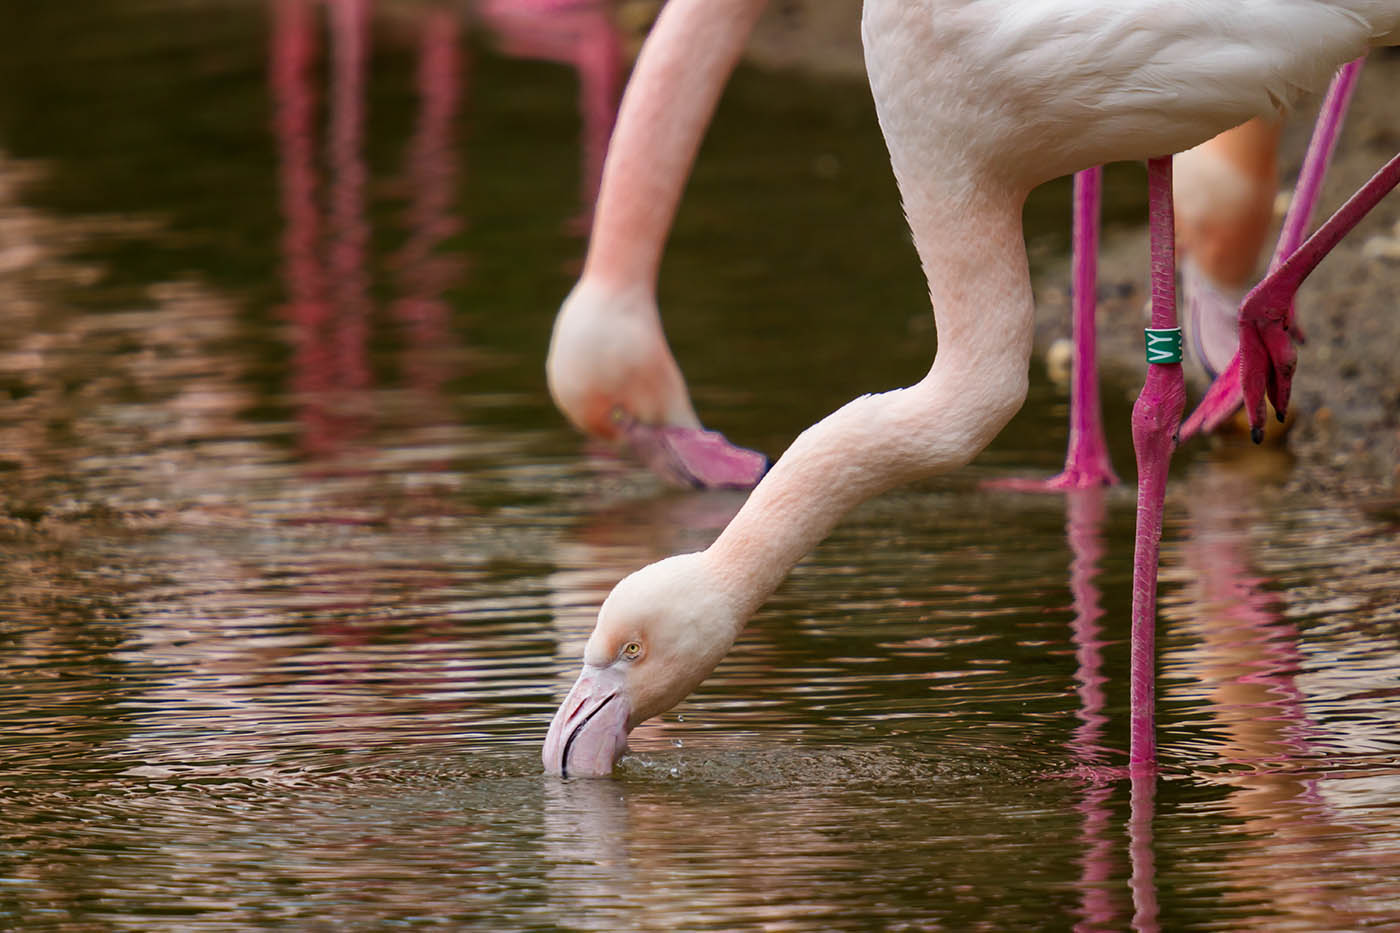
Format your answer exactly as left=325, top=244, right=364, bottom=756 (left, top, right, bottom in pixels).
left=1180, top=58, right=1365, bottom=439
left=990, top=167, right=1119, bottom=491
left=1241, top=149, right=1400, bottom=439
left=1057, top=167, right=1119, bottom=487
left=1129, top=156, right=1186, bottom=773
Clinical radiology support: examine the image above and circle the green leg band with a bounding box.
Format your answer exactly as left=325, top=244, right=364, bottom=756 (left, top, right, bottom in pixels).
left=1145, top=327, right=1183, bottom=365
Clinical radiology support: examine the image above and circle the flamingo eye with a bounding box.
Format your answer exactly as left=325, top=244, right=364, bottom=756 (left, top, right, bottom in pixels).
left=622, top=641, right=643, bottom=661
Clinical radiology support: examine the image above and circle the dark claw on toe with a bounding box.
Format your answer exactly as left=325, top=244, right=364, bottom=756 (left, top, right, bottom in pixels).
left=1251, top=426, right=1264, bottom=445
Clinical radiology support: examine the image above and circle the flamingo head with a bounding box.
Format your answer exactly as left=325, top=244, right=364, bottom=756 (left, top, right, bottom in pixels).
left=547, top=280, right=702, bottom=441
left=546, top=280, right=769, bottom=489
left=542, top=552, right=742, bottom=777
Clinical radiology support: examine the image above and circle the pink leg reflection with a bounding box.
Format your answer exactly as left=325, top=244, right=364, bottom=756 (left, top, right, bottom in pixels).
left=1062, top=488, right=1124, bottom=931
left=272, top=0, right=336, bottom=456
left=1180, top=464, right=1318, bottom=769
left=393, top=8, right=464, bottom=401
left=1128, top=771, right=1159, bottom=933
left=1066, top=488, right=1113, bottom=770
left=479, top=0, right=622, bottom=225
left=271, top=0, right=375, bottom=459
left=328, top=0, right=373, bottom=398
left=1165, top=461, right=1400, bottom=928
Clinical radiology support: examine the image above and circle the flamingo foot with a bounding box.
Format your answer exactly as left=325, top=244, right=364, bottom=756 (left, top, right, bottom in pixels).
left=1238, top=279, right=1300, bottom=442
left=1181, top=345, right=1293, bottom=444
left=985, top=458, right=1118, bottom=493
left=1240, top=149, right=1400, bottom=441
left=1179, top=353, right=1242, bottom=440
left=619, top=415, right=769, bottom=489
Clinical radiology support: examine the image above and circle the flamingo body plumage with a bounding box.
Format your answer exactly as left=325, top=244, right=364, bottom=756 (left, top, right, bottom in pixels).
left=545, top=0, right=1400, bottom=777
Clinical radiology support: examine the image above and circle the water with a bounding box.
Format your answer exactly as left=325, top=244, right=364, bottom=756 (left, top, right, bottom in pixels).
left=1, top=2, right=1399, bottom=929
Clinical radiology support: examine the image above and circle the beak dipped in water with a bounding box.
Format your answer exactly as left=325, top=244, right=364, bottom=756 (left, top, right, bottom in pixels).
left=542, top=664, right=632, bottom=778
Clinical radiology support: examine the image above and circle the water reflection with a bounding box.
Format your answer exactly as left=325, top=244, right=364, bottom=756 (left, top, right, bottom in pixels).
left=1128, top=772, right=1160, bottom=933
left=542, top=779, right=854, bottom=931
left=1062, top=488, right=1127, bottom=930
left=273, top=0, right=466, bottom=458
left=2, top=0, right=1400, bottom=929
left=1161, top=457, right=1400, bottom=930
left=475, top=0, right=621, bottom=227
left=1059, top=487, right=1160, bottom=933
left=269, top=0, right=620, bottom=462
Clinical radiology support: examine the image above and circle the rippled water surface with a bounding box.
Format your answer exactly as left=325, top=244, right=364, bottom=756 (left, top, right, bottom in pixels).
left=2, top=3, right=1399, bottom=930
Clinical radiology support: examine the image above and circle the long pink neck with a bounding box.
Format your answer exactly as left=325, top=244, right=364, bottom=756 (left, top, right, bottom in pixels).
left=583, top=0, right=769, bottom=291
left=705, top=185, right=1035, bottom=618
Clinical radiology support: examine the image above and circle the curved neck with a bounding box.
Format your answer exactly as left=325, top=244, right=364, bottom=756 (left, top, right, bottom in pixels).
left=705, top=186, right=1034, bottom=618
left=583, top=0, right=769, bottom=292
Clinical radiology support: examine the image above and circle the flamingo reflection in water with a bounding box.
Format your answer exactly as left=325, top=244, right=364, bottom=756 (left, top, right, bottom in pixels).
left=1160, top=458, right=1400, bottom=929
left=273, top=0, right=468, bottom=463
left=273, top=0, right=624, bottom=463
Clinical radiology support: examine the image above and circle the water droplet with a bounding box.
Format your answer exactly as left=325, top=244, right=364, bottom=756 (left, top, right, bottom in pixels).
left=672, top=738, right=683, bottom=748
left=676, top=714, right=684, bottom=722
left=669, top=767, right=679, bottom=777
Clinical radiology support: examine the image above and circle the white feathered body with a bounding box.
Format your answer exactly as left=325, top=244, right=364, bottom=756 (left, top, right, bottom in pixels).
left=864, top=1, right=1398, bottom=198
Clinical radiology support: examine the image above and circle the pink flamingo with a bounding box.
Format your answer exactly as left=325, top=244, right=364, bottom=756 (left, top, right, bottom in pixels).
left=545, top=1, right=1400, bottom=778
left=550, top=0, right=1297, bottom=493
left=545, top=0, right=773, bottom=489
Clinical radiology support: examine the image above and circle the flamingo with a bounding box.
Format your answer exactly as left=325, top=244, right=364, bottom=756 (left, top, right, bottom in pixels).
left=545, top=0, right=771, bottom=488
left=551, top=0, right=1303, bottom=492
left=544, top=1, right=1400, bottom=778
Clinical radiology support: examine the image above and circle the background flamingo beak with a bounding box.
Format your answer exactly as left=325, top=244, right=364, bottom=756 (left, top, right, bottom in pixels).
left=542, top=664, right=632, bottom=778
left=620, top=417, right=769, bottom=489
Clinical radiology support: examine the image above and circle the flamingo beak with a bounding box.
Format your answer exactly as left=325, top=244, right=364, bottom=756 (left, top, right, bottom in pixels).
left=618, top=414, right=769, bottom=490
left=542, top=664, right=633, bottom=778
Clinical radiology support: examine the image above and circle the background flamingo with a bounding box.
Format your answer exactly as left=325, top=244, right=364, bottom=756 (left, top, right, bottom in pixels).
left=545, top=0, right=1400, bottom=778
left=546, top=0, right=771, bottom=488
left=1176, top=119, right=1284, bottom=384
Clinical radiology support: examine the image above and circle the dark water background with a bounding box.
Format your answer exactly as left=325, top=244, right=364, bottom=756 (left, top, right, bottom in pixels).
left=1, top=2, right=1398, bottom=929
